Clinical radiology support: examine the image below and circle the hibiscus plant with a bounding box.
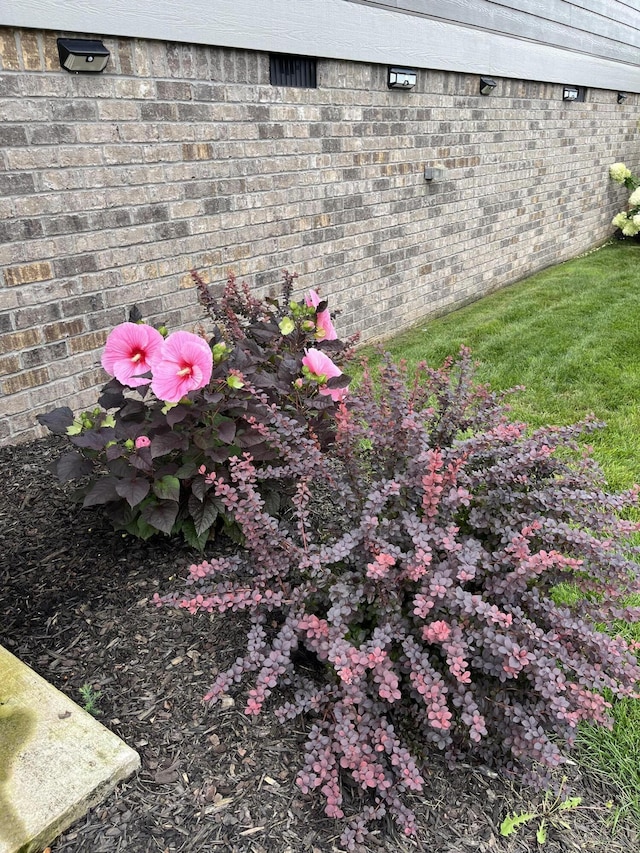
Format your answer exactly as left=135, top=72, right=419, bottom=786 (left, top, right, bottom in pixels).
left=38, top=271, right=355, bottom=548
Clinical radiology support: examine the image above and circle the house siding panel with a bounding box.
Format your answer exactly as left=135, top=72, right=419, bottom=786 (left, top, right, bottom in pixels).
left=347, top=0, right=640, bottom=64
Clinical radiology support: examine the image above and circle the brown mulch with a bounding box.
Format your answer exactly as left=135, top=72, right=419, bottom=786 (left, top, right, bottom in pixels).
left=1, top=435, right=638, bottom=853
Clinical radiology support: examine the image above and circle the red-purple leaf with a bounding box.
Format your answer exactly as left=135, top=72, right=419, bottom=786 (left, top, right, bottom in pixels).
left=36, top=407, right=74, bottom=436
left=129, top=451, right=153, bottom=473
left=216, top=419, right=236, bottom=444
left=141, top=499, right=179, bottom=535
left=73, top=427, right=115, bottom=450
left=98, top=380, right=126, bottom=410
left=191, top=475, right=208, bottom=503
left=119, top=400, right=146, bottom=419
left=115, top=477, right=150, bottom=508
left=150, top=432, right=188, bottom=459
left=166, top=406, right=189, bottom=427
left=188, top=494, right=219, bottom=536
left=236, top=430, right=267, bottom=448
left=83, top=477, right=119, bottom=507
left=56, top=451, right=94, bottom=482
left=326, top=374, right=351, bottom=389
left=106, top=443, right=124, bottom=462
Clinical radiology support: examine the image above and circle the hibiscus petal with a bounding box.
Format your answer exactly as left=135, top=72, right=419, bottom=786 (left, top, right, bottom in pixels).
left=151, top=331, right=213, bottom=402
left=305, top=289, right=320, bottom=308
left=102, top=322, right=164, bottom=386
left=302, top=348, right=341, bottom=380
left=316, top=309, right=338, bottom=341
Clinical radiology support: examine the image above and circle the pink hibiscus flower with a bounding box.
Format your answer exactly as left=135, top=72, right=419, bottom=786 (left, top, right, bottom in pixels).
left=150, top=331, right=213, bottom=402
left=301, top=348, right=348, bottom=402
left=101, top=322, right=164, bottom=387
left=305, top=289, right=337, bottom=341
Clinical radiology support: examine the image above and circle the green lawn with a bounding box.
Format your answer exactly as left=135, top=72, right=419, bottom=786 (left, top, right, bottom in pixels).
left=363, top=240, right=640, bottom=490
left=362, top=239, right=640, bottom=823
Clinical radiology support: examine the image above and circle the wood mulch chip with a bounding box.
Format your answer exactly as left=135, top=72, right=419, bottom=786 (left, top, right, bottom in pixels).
left=1, top=436, right=637, bottom=852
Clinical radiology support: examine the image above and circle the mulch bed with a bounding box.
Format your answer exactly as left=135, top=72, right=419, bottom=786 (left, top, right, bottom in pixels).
left=1, top=435, right=638, bottom=853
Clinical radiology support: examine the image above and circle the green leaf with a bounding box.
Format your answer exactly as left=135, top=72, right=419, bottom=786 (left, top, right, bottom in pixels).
left=558, top=797, right=582, bottom=811
left=536, top=819, right=547, bottom=845
left=181, top=518, right=211, bottom=551
left=222, top=517, right=245, bottom=545
left=500, top=812, right=536, bottom=837
left=226, top=374, right=245, bottom=389
left=135, top=515, right=158, bottom=540
left=153, top=474, right=181, bottom=503
left=212, top=341, right=228, bottom=362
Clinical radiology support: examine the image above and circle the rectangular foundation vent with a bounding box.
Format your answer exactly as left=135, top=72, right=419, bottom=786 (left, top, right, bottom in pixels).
left=270, top=54, right=317, bottom=88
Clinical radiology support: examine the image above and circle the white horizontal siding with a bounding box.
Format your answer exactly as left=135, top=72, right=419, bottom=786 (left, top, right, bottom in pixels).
left=3, top=0, right=640, bottom=91
left=347, top=0, right=640, bottom=64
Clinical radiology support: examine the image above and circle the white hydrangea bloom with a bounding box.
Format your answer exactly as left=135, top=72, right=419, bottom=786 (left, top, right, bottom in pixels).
left=621, top=220, right=639, bottom=236
left=612, top=212, right=629, bottom=229
left=633, top=214, right=640, bottom=226
left=628, top=187, right=640, bottom=207
left=609, top=162, right=631, bottom=183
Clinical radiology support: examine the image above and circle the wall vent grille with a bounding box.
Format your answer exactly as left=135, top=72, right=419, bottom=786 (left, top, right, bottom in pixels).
left=270, top=54, right=317, bottom=88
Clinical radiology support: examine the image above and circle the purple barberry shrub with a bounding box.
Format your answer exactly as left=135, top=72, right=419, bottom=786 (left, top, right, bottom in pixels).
left=157, top=349, right=640, bottom=848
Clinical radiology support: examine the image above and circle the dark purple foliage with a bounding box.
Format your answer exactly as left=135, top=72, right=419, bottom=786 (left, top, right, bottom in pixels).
left=37, top=272, right=355, bottom=548
left=157, top=350, right=640, bottom=848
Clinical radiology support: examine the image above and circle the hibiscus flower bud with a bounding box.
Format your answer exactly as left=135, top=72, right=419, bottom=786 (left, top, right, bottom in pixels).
left=279, top=317, right=295, bottom=336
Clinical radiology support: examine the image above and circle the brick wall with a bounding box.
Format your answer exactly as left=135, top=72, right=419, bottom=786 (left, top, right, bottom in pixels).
left=1, top=27, right=638, bottom=444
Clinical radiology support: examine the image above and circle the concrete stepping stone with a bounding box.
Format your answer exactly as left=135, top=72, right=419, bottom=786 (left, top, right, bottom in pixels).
left=0, top=645, right=140, bottom=853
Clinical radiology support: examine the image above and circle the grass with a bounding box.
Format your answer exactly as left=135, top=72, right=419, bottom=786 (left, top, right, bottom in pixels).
left=362, top=240, right=640, bottom=491
left=360, top=239, right=640, bottom=825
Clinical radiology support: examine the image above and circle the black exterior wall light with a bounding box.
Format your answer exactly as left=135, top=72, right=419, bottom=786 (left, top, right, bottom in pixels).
left=57, top=38, right=110, bottom=73
left=479, top=77, right=496, bottom=95
left=563, top=86, right=579, bottom=101
left=388, top=67, right=417, bottom=89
